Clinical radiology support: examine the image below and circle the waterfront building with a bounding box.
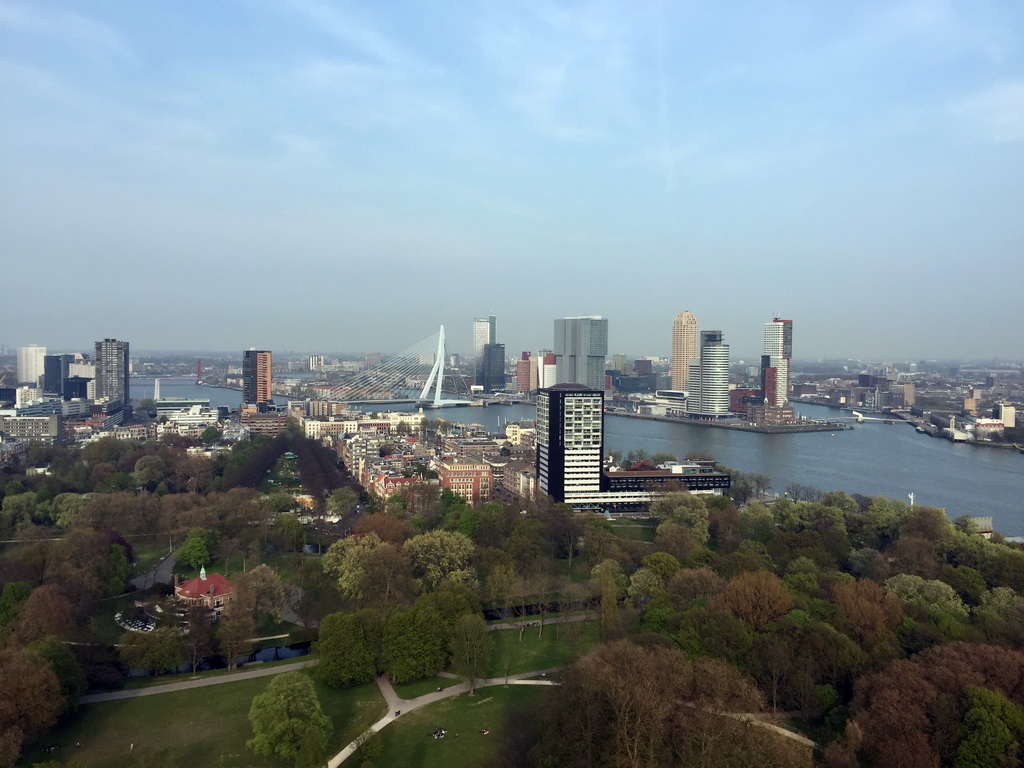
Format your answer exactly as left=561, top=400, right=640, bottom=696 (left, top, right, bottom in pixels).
left=477, top=343, right=506, bottom=393
left=473, top=316, right=496, bottom=361
left=537, top=384, right=604, bottom=505
left=242, top=349, right=272, bottom=405
left=17, top=345, right=46, bottom=387
left=670, top=312, right=699, bottom=391
left=94, top=339, right=129, bottom=404
left=687, top=331, right=731, bottom=418
left=553, top=316, right=608, bottom=391
left=762, top=316, right=793, bottom=407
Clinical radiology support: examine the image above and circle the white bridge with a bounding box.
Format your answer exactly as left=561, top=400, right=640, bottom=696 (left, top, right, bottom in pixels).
left=317, top=325, right=472, bottom=407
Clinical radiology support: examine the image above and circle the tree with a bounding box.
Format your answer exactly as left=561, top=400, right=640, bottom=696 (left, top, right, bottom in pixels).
left=118, top=627, right=184, bottom=675
left=649, top=492, right=710, bottom=543
left=247, top=672, right=331, bottom=765
left=11, top=585, right=74, bottom=646
left=403, top=530, right=475, bottom=592
left=595, top=559, right=623, bottom=640
left=381, top=606, right=447, bottom=682
left=184, top=606, right=215, bottom=674
left=27, top=635, right=87, bottom=716
left=710, top=570, right=794, bottom=630
left=180, top=527, right=211, bottom=570
left=323, top=532, right=385, bottom=606
left=201, top=425, right=220, bottom=445
left=450, top=613, right=493, bottom=694
left=955, top=685, right=1024, bottom=768
left=315, top=610, right=381, bottom=687
left=217, top=604, right=255, bottom=672
left=0, top=648, right=62, bottom=768
left=234, top=564, right=287, bottom=627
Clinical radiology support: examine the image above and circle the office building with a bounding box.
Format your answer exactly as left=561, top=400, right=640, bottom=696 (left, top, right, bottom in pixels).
left=687, top=331, right=731, bottom=418
left=94, top=339, right=129, bottom=404
left=17, top=345, right=46, bottom=387
left=536, top=384, right=604, bottom=505
left=553, top=316, right=608, bottom=391
left=473, top=316, right=496, bottom=361
left=762, top=316, right=793, bottom=407
left=670, top=312, right=699, bottom=391
left=477, top=343, right=506, bottom=393
left=242, top=350, right=273, bottom=405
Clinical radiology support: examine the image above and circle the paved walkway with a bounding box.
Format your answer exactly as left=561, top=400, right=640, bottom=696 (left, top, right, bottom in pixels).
left=130, top=549, right=178, bottom=592
left=327, top=668, right=562, bottom=768
left=79, top=659, right=319, bottom=703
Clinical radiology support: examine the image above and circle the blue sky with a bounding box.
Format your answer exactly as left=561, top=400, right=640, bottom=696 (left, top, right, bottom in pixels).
left=2, top=0, right=1022, bottom=361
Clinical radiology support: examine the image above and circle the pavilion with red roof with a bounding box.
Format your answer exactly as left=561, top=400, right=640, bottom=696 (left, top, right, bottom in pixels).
left=174, top=566, right=235, bottom=620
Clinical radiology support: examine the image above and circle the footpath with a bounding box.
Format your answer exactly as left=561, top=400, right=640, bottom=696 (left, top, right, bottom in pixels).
left=327, top=669, right=561, bottom=768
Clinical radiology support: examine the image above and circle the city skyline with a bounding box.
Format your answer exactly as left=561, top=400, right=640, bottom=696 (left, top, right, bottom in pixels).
left=3, top=2, right=1023, bottom=359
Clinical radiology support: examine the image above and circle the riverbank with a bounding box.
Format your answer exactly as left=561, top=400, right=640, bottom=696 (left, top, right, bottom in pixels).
left=609, top=410, right=848, bottom=434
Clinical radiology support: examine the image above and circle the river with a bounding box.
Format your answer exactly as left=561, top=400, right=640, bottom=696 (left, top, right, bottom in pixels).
left=131, top=382, right=1024, bottom=535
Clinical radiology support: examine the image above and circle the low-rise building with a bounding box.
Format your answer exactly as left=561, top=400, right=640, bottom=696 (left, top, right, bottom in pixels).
left=438, top=459, right=493, bottom=505
left=174, top=567, right=234, bottom=619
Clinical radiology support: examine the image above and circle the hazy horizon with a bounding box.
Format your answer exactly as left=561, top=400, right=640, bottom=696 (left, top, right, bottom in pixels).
left=3, top=1, right=1022, bottom=359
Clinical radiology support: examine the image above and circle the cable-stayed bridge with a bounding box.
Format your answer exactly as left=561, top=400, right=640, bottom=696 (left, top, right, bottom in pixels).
left=316, top=326, right=474, bottom=407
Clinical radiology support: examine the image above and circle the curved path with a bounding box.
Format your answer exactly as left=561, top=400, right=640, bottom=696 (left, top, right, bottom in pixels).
left=327, top=669, right=561, bottom=768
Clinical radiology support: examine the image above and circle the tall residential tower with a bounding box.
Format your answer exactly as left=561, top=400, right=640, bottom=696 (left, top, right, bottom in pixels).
left=670, top=312, right=698, bottom=391
left=762, top=316, right=793, bottom=406
left=94, top=339, right=129, bottom=403
left=687, top=331, right=730, bottom=418
left=242, top=349, right=273, bottom=405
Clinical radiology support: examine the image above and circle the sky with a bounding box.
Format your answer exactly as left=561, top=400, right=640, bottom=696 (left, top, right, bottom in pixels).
left=2, top=0, right=1023, bottom=362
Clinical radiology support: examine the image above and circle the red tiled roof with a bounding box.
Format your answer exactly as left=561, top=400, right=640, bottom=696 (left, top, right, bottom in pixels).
left=176, top=572, right=234, bottom=599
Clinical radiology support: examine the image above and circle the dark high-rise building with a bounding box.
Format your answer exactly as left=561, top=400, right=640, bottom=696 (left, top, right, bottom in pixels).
left=536, top=384, right=604, bottom=505
left=242, top=349, right=273, bottom=405
left=43, top=354, right=73, bottom=396
left=94, top=339, right=129, bottom=403
left=477, top=343, right=506, bottom=393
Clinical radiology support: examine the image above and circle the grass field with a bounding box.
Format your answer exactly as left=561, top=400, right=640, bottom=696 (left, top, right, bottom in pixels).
left=608, top=517, right=657, bottom=542
left=23, top=673, right=384, bottom=767
left=486, top=620, right=599, bottom=677
left=374, top=685, right=550, bottom=768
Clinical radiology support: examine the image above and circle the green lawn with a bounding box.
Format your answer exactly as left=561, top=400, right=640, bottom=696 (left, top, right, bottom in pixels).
left=375, top=685, right=550, bottom=768
left=24, top=673, right=384, bottom=768
left=609, top=518, right=657, bottom=542
left=393, top=676, right=462, bottom=700
left=486, top=620, right=599, bottom=677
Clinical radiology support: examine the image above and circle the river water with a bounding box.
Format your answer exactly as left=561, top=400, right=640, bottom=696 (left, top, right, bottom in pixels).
left=131, top=381, right=1024, bottom=535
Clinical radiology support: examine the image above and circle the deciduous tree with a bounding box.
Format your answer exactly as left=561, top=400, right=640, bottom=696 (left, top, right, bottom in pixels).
left=247, top=672, right=331, bottom=765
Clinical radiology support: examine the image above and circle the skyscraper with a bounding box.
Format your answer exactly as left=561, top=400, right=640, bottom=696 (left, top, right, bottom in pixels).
left=687, top=331, right=730, bottom=417
left=94, top=339, right=129, bottom=403
left=553, top=316, right=608, bottom=391
left=242, top=349, right=272, bottom=405
left=473, top=316, right=495, bottom=361
left=762, top=316, right=793, bottom=407
left=478, top=343, right=506, bottom=393
left=536, top=384, right=604, bottom=505
left=17, top=345, right=46, bottom=387
left=670, top=312, right=699, bottom=391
